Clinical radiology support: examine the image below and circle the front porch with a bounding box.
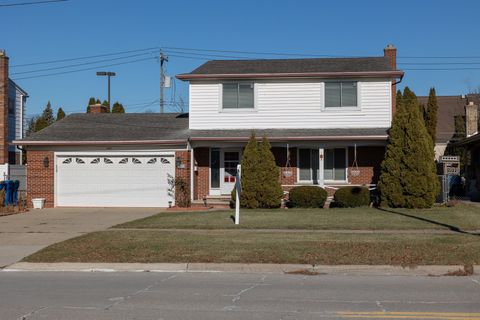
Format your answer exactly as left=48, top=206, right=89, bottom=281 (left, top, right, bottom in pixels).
left=189, top=142, right=386, bottom=201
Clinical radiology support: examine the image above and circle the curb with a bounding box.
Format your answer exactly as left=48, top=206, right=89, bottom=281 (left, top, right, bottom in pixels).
left=2, top=262, right=478, bottom=276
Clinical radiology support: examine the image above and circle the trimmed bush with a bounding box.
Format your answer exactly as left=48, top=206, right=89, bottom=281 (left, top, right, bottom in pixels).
left=333, top=186, right=370, bottom=208
left=288, top=186, right=327, bottom=208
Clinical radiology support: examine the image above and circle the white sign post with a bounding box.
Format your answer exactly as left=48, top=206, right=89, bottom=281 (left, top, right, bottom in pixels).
left=235, top=164, right=241, bottom=225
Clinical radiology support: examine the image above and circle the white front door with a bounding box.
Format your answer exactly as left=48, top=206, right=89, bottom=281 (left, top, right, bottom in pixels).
left=220, top=150, right=241, bottom=195
left=56, top=154, right=175, bottom=207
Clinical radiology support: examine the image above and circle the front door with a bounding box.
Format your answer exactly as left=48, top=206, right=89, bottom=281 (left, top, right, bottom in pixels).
left=220, top=150, right=241, bottom=195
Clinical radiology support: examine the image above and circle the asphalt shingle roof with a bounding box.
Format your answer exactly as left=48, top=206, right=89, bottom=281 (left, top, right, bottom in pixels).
left=18, top=113, right=388, bottom=144
left=182, top=57, right=394, bottom=76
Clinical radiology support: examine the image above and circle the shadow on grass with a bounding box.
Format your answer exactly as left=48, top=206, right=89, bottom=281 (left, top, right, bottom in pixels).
left=376, top=207, right=480, bottom=236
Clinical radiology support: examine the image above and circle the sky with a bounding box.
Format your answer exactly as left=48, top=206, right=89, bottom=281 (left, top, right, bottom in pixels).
left=2, top=0, right=480, bottom=118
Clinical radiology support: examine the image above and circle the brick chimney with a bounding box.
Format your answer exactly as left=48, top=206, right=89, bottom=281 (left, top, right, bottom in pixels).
left=384, top=44, right=397, bottom=115
left=465, top=101, right=478, bottom=138
left=0, top=50, right=9, bottom=164
left=89, top=103, right=108, bottom=113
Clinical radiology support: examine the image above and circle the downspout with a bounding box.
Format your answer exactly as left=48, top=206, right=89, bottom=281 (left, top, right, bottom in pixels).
left=393, top=74, right=404, bottom=86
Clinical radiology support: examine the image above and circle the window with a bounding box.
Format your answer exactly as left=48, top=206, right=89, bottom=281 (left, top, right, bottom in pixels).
left=298, top=149, right=319, bottom=183
left=222, top=83, right=254, bottom=109
left=325, top=82, right=357, bottom=108
left=324, top=148, right=347, bottom=181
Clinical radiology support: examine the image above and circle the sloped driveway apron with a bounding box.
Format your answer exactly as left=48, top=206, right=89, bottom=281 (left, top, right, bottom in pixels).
left=0, top=208, right=161, bottom=268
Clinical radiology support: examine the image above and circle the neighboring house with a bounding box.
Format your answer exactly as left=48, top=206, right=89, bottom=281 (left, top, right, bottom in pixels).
left=15, top=45, right=403, bottom=208
left=0, top=51, right=28, bottom=167
left=417, top=94, right=480, bottom=160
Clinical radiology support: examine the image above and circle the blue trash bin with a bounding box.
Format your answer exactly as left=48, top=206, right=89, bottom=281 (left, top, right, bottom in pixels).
left=5, top=180, right=13, bottom=206
left=0, top=181, right=5, bottom=206
left=13, top=180, right=20, bottom=205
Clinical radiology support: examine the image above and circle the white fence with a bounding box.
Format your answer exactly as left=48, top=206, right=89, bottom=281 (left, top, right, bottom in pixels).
left=0, top=164, right=27, bottom=192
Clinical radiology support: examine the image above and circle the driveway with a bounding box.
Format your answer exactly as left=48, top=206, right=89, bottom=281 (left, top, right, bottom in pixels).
left=0, top=208, right=161, bottom=268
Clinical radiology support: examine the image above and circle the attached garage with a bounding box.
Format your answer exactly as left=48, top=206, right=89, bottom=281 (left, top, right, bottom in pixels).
left=56, top=153, right=176, bottom=207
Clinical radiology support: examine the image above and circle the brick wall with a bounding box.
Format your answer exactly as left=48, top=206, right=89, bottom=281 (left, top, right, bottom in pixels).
left=174, top=150, right=191, bottom=206
left=193, top=147, right=209, bottom=200
left=0, top=52, right=8, bottom=164
left=27, top=150, right=54, bottom=208
left=272, top=147, right=297, bottom=188
left=347, top=146, right=385, bottom=185
left=384, top=44, right=397, bottom=115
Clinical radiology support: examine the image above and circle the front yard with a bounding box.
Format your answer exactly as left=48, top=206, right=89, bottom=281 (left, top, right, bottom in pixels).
left=115, top=206, right=480, bottom=231
left=23, top=206, right=480, bottom=265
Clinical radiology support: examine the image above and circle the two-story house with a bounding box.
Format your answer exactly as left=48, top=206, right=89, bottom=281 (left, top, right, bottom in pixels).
left=1, top=51, right=28, bottom=170
left=16, top=45, right=403, bottom=208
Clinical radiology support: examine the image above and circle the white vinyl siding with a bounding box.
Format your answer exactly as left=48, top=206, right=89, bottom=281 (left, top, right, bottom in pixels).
left=189, top=79, right=391, bottom=129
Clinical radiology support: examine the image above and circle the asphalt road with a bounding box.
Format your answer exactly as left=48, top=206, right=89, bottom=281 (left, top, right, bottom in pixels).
left=1, top=272, right=479, bottom=320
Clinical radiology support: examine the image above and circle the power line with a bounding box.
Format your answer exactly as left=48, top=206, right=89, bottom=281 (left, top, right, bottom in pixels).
left=0, top=0, right=67, bottom=7
left=11, top=52, right=154, bottom=75
left=11, top=47, right=159, bottom=68
left=399, top=62, right=480, bottom=65
left=12, top=56, right=156, bottom=80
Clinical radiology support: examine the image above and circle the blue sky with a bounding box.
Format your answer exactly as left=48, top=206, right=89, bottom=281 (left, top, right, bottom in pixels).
left=2, top=0, right=480, bottom=117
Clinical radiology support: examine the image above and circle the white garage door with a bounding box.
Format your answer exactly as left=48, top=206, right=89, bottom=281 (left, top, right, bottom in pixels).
left=56, top=154, right=175, bottom=207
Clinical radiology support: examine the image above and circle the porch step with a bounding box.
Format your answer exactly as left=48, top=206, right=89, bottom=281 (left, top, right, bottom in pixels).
left=205, top=195, right=232, bottom=201
left=192, top=198, right=231, bottom=209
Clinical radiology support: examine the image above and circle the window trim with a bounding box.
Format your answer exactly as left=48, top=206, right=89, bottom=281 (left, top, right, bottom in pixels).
left=219, top=82, right=257, bottom=112
left=323, top=147, right=349, bottom=183
left=323, top=81, right=360, bottom=111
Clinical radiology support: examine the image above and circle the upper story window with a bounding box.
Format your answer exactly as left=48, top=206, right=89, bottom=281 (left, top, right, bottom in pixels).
left=325, top=82, right=357, bottom=108
left=222, top=83, right=254, bottom=109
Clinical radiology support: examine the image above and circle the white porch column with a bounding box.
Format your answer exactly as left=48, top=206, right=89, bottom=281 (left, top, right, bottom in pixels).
left=319, top=148, right=324, bottom=187
left=190, top=147, right=194, bottom=202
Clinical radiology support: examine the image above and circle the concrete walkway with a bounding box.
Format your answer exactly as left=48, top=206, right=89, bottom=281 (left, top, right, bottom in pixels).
left=0, top=208, right=161, bottom=268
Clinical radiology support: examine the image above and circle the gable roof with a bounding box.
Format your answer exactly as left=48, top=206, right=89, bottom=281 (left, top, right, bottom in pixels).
left=417, top=94, right=480, bottom=144
left=15, top=113, right=389, bottom=146
left=177, top=57, right=404, bottom=80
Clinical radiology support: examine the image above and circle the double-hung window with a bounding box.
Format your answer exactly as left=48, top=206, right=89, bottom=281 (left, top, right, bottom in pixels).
left=222, top=83, right=254, bottom=109
left=325, top=82, right=357, bottom=108
left=324, top=148, right=347, bottom=181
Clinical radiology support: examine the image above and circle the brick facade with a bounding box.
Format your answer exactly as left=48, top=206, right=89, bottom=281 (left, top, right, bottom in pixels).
left=384, top=44, right=397, bottom=115
left=174, top=150, right=191, bottom=205
left=193, top=147, right=209, bottom=200
left=272, top=147, right=297, bottom=187
left=0, top=52, right=8, bottom=164
left=347, top=146, right=385, bottom=185
left=26, top=150, right=54, bottom=208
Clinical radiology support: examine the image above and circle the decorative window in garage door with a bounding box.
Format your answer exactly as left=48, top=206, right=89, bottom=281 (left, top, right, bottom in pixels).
left=62, top=158, right=72, bottom=164
left=104, top=158, right=113, bottom=164
left=76, top=158, right=85, bottom=164
left=147, top=158, right=157, bottom=164
left=161, top=158, right=170, bottom=164
left=90, top=158, right=100, bottom=164
left=119, top=158, right=129, bottom=164
left=132, top=158, right=142, bottom=164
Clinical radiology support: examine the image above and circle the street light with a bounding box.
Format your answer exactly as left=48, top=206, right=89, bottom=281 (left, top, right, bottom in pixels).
left=96, top=71, right=116, bottom=108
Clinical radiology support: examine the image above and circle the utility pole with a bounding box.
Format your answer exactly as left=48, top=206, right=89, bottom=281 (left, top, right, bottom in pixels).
left=96, top=71, right=116, bottom=109
left=159, top=50, right=168, bottom=113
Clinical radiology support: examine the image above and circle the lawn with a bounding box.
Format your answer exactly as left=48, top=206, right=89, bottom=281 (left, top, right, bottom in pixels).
left=24, top=230, right=480, bottom=265
left=114, top=205, right=480, bottom=231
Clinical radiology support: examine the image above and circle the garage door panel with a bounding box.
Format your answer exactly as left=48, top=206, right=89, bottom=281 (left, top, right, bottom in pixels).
left=56, top=155, right=175, bottom=207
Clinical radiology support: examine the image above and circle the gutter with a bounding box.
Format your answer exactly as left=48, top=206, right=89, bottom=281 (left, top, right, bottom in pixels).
left=11, top=139, right=189, bottom=147
left=189, top=135, right=388, bottom=142
left=177, top=71, right=405, bottom=81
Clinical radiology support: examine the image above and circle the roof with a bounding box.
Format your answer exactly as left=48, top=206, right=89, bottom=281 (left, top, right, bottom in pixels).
left=15, top=113, right=389, bottom=146
left=8, top=79, right=28, bottom=96
left=177, top=57, right=404, bottom=80
left=417, top=94, right=480, bottom=144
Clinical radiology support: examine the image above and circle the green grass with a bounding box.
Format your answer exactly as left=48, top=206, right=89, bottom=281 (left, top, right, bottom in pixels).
left=24, top=230, right=480, bottom=265
left=114, top=206, right=480, bottom=231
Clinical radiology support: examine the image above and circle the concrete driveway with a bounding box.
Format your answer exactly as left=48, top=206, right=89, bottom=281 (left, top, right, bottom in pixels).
left=0, top=208, right=161, bottom=268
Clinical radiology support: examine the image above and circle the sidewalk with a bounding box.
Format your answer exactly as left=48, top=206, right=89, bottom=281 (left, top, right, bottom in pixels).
left=3, top=262, right=478, bottom=276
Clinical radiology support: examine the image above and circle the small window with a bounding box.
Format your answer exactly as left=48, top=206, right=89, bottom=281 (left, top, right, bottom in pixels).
left=132, top=158, right=142, bottom=164
left=147, top=158, right=157, bottom=164
left=76, top=158, right=85, bottom=164
left=90, top=158, right=100, bottom=164
left=119, top=158, right=129, bottom=164
left=223, top=83, right=254, bottom=109
left=161, top=158, right=170, bottom=164
left=325, top=82, right=357, bottom=108
left=104, top=158, right=113, bottom=164
left=324, top=148, right=346, bottom=181
left=62, top=158, right=72, bottom=164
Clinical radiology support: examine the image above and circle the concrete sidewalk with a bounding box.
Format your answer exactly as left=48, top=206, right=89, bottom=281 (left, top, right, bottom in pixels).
left=0, top=208, right=161, bottom=268
left=3, top=262, right=478, bottom=277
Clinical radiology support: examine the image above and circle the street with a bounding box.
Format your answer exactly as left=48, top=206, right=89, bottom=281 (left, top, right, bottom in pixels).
left=0, top=272, right=479, bottom=319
